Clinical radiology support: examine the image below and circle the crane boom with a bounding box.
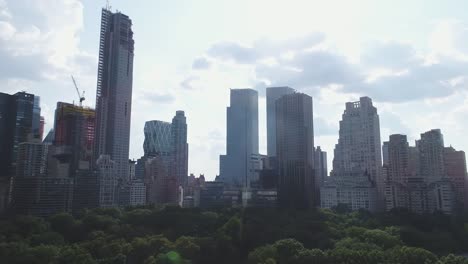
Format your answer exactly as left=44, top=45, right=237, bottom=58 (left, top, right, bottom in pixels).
left=71, top=75, right=85, bottom=106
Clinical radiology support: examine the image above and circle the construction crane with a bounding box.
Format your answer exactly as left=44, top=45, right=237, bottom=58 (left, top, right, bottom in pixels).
left=71, top=75, right=85, bottom=107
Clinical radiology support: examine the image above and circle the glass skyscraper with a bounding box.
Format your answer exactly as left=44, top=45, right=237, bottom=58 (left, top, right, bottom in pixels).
left=276, top=93, right=315, bottom=208
left=94, top=7, right=135, bottom=180
left=219, top=89, right=259, bottom=187
left=266, top=87, right=295, bottom=157
left=143, top=120, right=172, bottom=158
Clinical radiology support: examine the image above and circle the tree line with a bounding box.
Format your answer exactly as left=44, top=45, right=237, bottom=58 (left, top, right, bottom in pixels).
left=1, top=206, right=468, bottom=263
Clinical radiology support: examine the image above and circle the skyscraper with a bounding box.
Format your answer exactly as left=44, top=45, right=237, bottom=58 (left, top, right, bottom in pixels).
left=386, top=134, right=410, bottom=183
left=96, top=155, right=117, bottom=208
left=0, top=92, right=37, bottom=212
left=143, top=121, right=172, bottom=158
left=171, top=111, right=189, bottom=187
left=444, top=147, right=468, bottom=209
left=276, top=93, right=315, bottom=208
left=53, top=102, right=95, bottom=177
left=219, top=89, right=259, bottom=187
left=314, top=146, right=328, bottom=189
left=142, top=112, right=189, bottom=203
left=266, top=87, right=295, bottom=157
left=32, top=96, right=41, bottom=140
left=11, top=140, right=74, bottom=217
left=145, top=156, right=178, bottom=205
left=11, top=92, right=37, bottom=172
left=321, top=97, right=381, bottom=212
left=94, top=7, right=135, bottom=180
left=0, top=92, right=15, bottom=176
left=384, top=130, right=456, bottom=214
left=417, top=129, right=446, bottom=182
left=332, top=97, right=382, bottom=183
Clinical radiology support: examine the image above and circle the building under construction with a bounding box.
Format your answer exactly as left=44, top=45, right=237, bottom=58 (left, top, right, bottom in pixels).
left=52, top=102, right=96, bottom=177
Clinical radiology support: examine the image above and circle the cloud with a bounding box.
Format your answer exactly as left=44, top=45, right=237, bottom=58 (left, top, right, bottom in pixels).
left=314, top=117, right=338, bottom=136
left=141, top=92, right=175, bottom=104
left=256, top=48, right=360, bottom=93
left=206, top=32, right=325, bottom=65
left=180, top=76, right=200, bottom=90
left=0, top=0, right=11, bottom=19
left=361, top=41, right=419, bottom=69
left=0, top=0, right=87, bottom=83
left=192, top=57, right=211, bottom=70
left=197, top=24, right=468, bottom=103
left=207, top=42, right=257, bottom=64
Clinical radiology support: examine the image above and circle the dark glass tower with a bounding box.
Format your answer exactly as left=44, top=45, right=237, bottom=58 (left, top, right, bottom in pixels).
left=94, top=7, right=135, bottom=180
left=0, top=92, right=36, bottom=176
left=276, top=93, right=315, bottom=208
left=266, top=87, right=294, bottom=157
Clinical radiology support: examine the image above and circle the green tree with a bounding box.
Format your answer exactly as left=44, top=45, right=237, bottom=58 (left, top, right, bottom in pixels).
left=389, top=246, right=438, bottom=264
left=273, top=239, right=305, bottom=263
left=248, top=244, right=277, bottom=264
left=55, top=245, right=97, bottom=264
left=362, top=229, right=401, bottom=249
left=438, top=254, right=468, bottom=264
left=174, top=236, right=200, bottom=260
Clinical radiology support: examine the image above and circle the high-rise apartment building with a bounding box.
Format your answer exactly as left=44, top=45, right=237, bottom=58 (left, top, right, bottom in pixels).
left=144, top=121, right=172, bottom=158
left=32, top=96, right=41, bottom=139
left=276, top=93, right=315, bottom=208
left=171, top=111, right=188, bottom=187
left=73, top=170, right=99, bottom=213
left=96, top=155, right=117, bottom=208
left=142, top=113, right=189, bottom=202
left=417, top=129, right=446, bottom=182
left=386, top=134, right=410, bottom=183
left=322, top=97, right=381, bottom=211
left=332, top=97, right=382, bottom=184
left=382, top=142, right=389, bottom=166
left=0, top=93, right=16, bottom=176
left=145, top=156, right=178, bottom=205
left=444, top=147, right=468, bottom=209
left=15, top=141, right=49, bottom=178
left=384, top=130, right=457, bottom=214
left=94, top=7, right=134, bottom=180
left=129, top=179, right=146, bottom=206
left=219, top=89, right=259, bottom=187
left=11, top=141, right=74, bottom=217
left=266, top=87, right=295, bottom=157
left=53, top=102, right=95, bottom=177
left=314, top=146, right=328, bottom=189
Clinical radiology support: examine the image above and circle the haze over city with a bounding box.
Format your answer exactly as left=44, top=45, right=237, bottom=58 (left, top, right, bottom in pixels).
left=1, top=0, right=468, bottom=179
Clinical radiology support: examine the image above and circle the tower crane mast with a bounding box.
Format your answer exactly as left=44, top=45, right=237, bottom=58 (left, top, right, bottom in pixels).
left=71, top=75, right=85, bottom=107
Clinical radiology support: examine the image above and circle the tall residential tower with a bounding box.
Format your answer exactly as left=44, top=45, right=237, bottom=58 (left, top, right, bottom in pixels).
left=94, top=7, right=135, bottom=180
left=321, top=97, right=382, bottom=211
left=171, top=111, right=188, bottom=187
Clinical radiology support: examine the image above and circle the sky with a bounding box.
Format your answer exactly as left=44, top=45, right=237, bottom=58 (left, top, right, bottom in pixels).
left=1, top=0, right=468, bottom=179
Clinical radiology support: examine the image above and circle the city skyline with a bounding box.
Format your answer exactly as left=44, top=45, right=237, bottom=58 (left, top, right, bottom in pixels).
left=1, top=0, right=468, bottom=179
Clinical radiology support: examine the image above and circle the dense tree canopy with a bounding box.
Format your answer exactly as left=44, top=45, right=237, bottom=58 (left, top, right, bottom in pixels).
left=1, top=206, right=468, bottom=263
